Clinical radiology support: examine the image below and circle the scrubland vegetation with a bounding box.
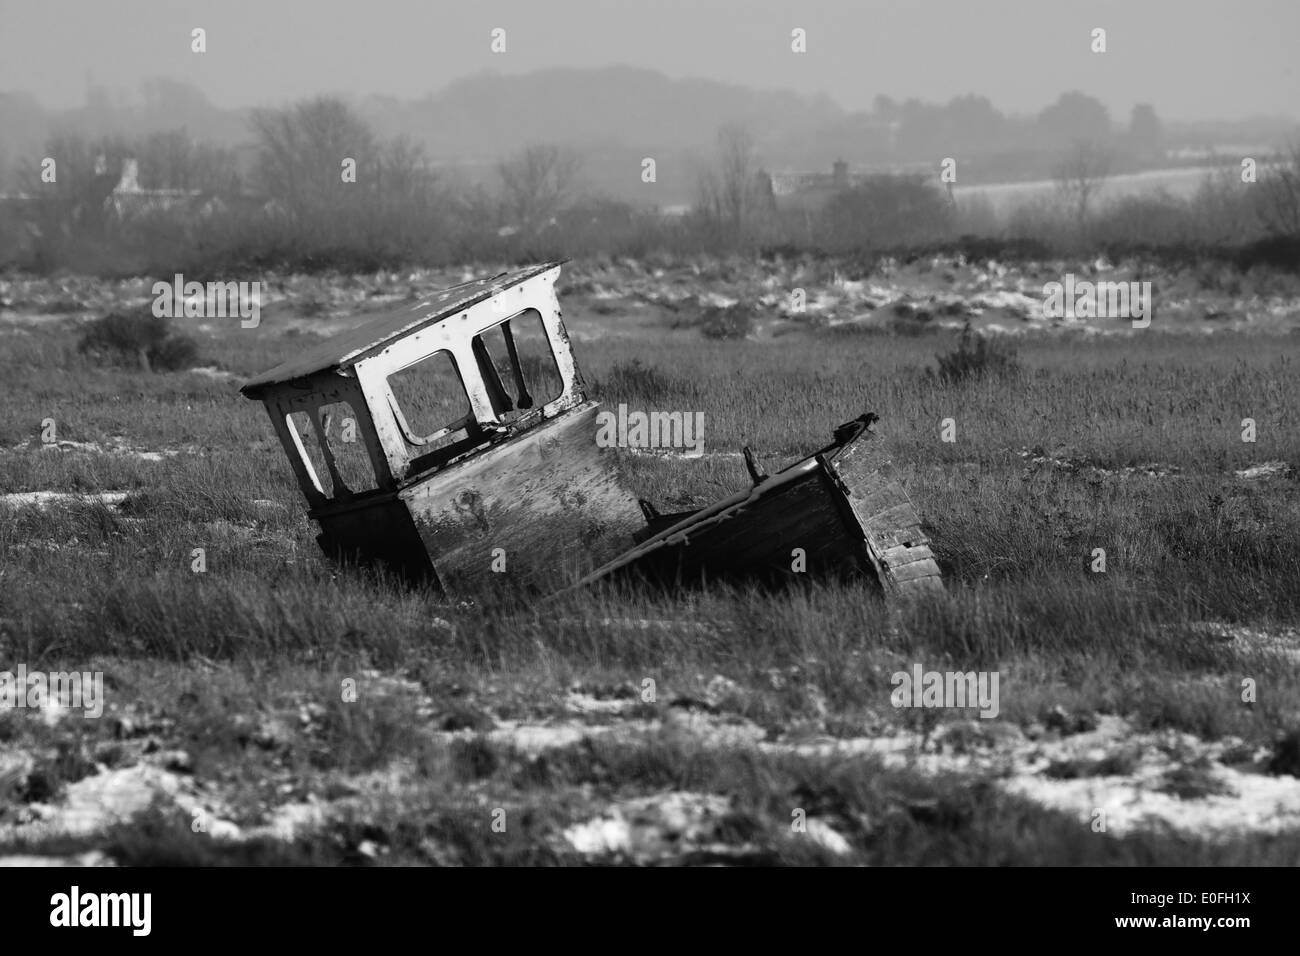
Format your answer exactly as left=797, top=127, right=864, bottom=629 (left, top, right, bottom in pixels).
left=2, top=97, right=1297, bottom=277
left=2, top=263, right=1298, bottom=862
left=1, top=95, right=1299, bottom=866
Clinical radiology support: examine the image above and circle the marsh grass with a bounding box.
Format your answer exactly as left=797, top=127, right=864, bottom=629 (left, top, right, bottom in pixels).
left=77, top=309, right=200, bottom=373
left=2, top=284, right=1298, bottom=864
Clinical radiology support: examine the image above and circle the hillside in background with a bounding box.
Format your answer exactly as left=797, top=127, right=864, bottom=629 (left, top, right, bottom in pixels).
left=2, top=67, right=1297, bottom=207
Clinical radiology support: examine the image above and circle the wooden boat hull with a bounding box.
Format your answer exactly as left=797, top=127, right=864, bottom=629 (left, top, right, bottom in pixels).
left=243, top=262, right=941, bottom=601
left=310, top=401, right=646, bottom=595
left=576, top=417, right=944, bottom=598
left=310, top=408, right=942, bottom=601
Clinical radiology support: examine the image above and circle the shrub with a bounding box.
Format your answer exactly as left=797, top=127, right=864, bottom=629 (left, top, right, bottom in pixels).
left=147, top=333, right=201, bottom=371
left=929, top=320, right=1019, bottom=384
left=818, top=174, right=954, bottom=252
left=1255, top=142, right=1300, bottom=239
left=78, top=309, right=201, bottom=372
left=699, top=304, right=755, bottom=340
left=1087, top=191, right=1194, bottom=248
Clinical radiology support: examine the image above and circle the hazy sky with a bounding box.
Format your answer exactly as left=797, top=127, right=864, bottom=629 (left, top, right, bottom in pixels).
left=0, top=0, right=1295, bottom=119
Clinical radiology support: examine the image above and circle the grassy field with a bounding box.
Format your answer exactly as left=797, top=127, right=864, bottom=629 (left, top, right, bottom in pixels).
left=952, top=164, right=1230, bottom=212
left=1, top=258, right=1299, bottom=865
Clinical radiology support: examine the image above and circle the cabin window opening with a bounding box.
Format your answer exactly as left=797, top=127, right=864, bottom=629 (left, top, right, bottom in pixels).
left=386, top=349, right=473, bottom=450
left=286, top=410, right=336, bottom=498
left=471, top=311, right=565, bottom=424
left=318, top=402, right=379, bottom=494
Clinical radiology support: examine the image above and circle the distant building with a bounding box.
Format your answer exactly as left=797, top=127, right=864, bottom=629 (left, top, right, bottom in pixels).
left=105, top=156, right=203, bottom=220
left=772, top=160, right=867, bottom=212
left=0, top=153, right=254, bottom=252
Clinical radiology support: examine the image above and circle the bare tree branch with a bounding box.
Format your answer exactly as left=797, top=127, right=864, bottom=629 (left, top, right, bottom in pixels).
left=497, top=145, right=582, bottom=232
left=1053, top=140, right=1113, bottom=225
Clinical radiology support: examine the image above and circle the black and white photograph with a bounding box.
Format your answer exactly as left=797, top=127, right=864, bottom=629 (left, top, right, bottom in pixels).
left=0, top=0, right=1294, bottom=925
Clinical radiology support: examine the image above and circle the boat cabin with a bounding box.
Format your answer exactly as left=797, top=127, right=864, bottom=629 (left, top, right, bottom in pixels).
left=240, top=261, right=646, bottom=591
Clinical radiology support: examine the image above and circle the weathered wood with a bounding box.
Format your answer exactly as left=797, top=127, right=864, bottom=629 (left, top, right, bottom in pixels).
left=315, top=497, right=436, bottom=583
left=861, top=503, right=928, bottom=549
left=576, top=419, right=943, bottom=599
left=826, top=427, right=944, bottom=599
left=404, top=402, right=644, bottom=594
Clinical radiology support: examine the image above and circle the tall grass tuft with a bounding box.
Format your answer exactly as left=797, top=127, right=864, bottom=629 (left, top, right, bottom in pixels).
left=77, top=309, right=200, bottom=372
left=929, top=320, right=1020, bottom=384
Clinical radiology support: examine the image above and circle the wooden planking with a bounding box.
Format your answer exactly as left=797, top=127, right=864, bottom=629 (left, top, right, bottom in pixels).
left=878, top=543, right=935, bottom=564
left=629, top=489, right=820, bottom=579
left=404, top=403, right=644, bottom=595
left=829, top=428, right=944, bottom=599
left=576, top=416, right=942, bottom=600
left=678, top=473, right=836, bottom=564
left=842, top=476, right=906, bottom=519
left=889, top=558, right=944, bottom=583
left=608, top=427, right=942, bottom=597
left=608, top=469, right=863, bottom=587
left=861, top=503, right=929, bottom=550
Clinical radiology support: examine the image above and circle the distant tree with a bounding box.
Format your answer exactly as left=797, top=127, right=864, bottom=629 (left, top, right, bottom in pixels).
left=1128, top=104, right=1165, bottom=160
left=819, top=173, right=953, bottom=250
left=496, top=144, right=581, bottom=232
left=17, top=132, right=127, bottom=237
left=694, top=124, right=766, bottom=243
left=136, top=130, right=241, bottom=193
left=1256, top=141, right=1300, bottom=238
left=716, top=124, right=758, bottom=235
left=1037, top=92, right=1112, bottom=146
left=139, top=77, right=214, bottom=121
left=872, top=94, right=900, bottom=123
left=943, top=94, right=1006, bottom=152
left=249, top=97, right=375, bottom=219
left=886, top=95, right=1008, bottom=159
left=896, top=98, right=944, bottom=158
left=1053, top=139, right=1113, bottom=224
left=372, top=135, right=437, bottom=202
left=753, top=168, right=778, bottom=215
left=365, top=135, right=442, bottom=247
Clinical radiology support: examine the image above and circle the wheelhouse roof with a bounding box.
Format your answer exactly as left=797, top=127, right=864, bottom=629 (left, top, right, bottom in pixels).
left=240, top=260, right=564, bottom=398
